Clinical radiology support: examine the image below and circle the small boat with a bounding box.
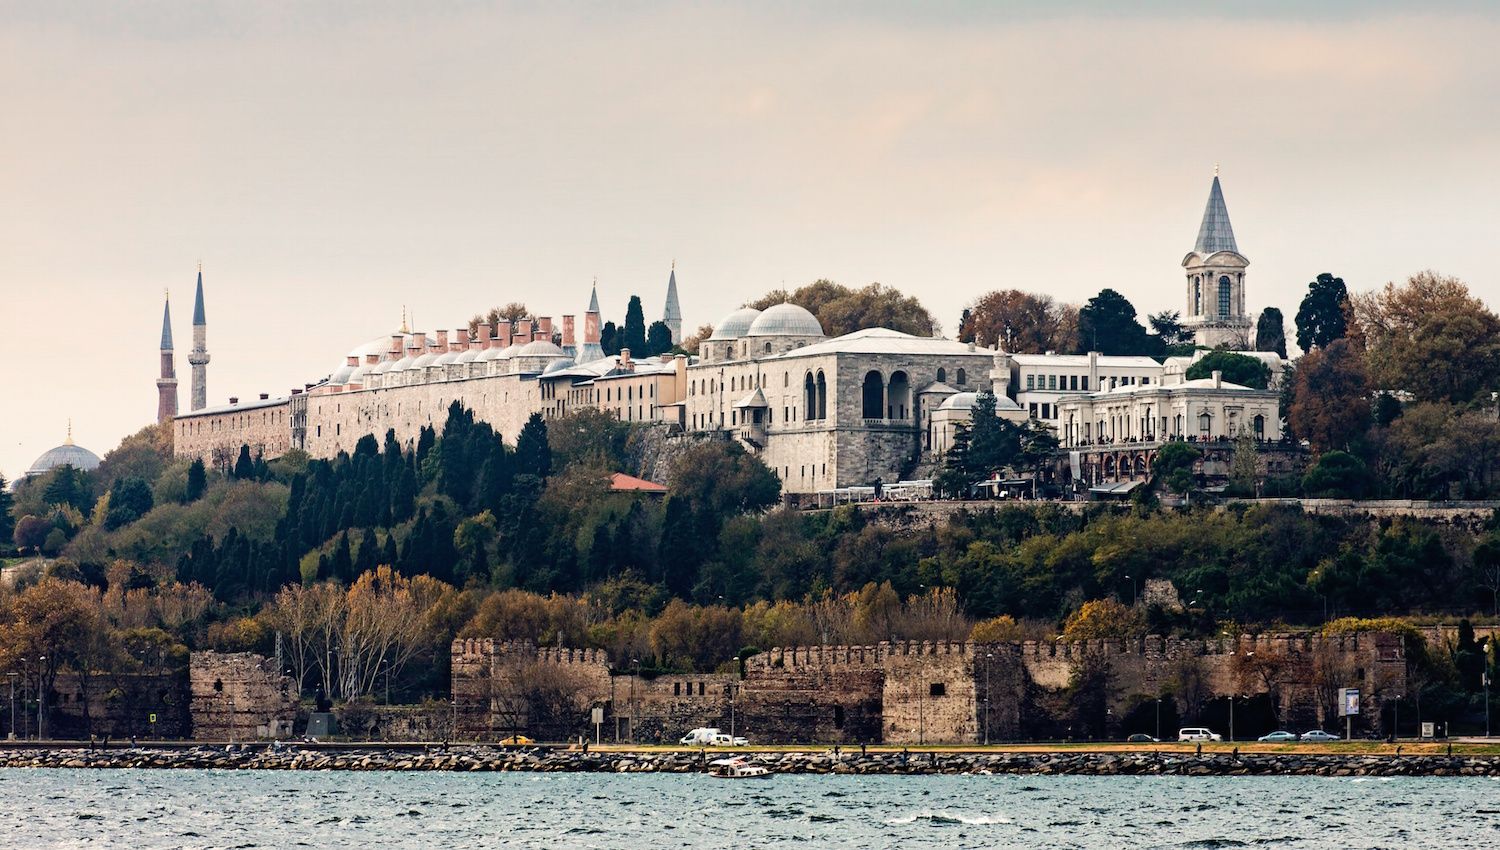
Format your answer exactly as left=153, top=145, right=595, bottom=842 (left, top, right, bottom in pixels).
left=708, top=757, right=773, bottom=779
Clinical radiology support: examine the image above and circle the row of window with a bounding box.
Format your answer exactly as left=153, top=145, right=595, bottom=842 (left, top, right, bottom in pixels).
left=1023, top=373, right=1152, bottom=392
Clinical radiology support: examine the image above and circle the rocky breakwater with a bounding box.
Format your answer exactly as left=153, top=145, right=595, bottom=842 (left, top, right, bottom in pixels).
left=2, top=747, right=1499, bottom=777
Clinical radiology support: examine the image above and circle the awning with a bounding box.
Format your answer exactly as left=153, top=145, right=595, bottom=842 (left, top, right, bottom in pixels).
left=1088, top=480, right=1143, bottom=495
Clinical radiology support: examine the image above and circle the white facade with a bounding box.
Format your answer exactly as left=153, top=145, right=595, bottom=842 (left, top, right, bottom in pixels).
left=1006, top=352, right=1164, bottom=428
left=1056, top=372, right=1283, bottom=449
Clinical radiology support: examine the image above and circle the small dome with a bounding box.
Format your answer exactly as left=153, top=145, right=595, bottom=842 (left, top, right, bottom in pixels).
left=328, top=364, right=356, bottom=386
left=456, top=347, right=482, bottom=364
left=435, top=350, right=461, bottom=366
left=346, top=365, right=369, bottom=385
left=388, top=354, right=418, bottom=373
left=747, top=303, right=823, bottom=337
left=708, top=307, right=762, bottom=340
left=937, top=392, right=977, bottom=411
left=542, top=358, right=577, bottom=375
left=367, top=358, right=392, bottom=376
left=347, top=335, right=398, bottom=359
left=26, top=441, right=102, bottom=478
left=518, top=339, right=565, bottom=357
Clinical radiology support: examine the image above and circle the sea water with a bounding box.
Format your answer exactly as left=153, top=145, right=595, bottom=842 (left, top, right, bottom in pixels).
left=3, top=769, right=1496, bottom=848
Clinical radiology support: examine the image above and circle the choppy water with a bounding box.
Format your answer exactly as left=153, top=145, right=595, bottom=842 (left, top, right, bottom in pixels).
left=3, top=769, right=1497, bottom=849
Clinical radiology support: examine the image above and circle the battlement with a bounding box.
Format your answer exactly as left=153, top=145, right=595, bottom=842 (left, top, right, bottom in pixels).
left=1013, top=631, right=1397, bottom=660
left=450, top=638, right=612, bottom=668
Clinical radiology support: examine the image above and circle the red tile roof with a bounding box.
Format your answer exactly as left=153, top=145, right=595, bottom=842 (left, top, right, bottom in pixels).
left=609, top=472, right=667, bottom=493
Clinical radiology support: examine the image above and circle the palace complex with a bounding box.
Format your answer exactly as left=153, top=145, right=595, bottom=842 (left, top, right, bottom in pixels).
left=163, top=174, right=1288, bottom=496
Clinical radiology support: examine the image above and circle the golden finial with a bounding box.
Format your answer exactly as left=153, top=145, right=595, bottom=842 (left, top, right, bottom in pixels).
left=401, top=306, right=409, bottom=334
left=1214, top=162, right=1220, bottom=177
left=164, top=287, right=169, bottom=301
left=671, top=258, right=676, bottom=271
left=65, top=418, right=74, bottom=446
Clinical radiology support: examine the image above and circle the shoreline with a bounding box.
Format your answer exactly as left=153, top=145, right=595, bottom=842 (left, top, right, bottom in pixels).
left=3, top=745, right=1499, bottom=776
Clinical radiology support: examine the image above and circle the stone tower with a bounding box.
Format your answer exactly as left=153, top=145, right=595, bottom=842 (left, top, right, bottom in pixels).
left=188, top=265, right=211, bottom=411
left=663, top=262, right=683, bottom=345
left=1180, top=171, right=1251, bottom=349
left=156, top=292, right=178, bottom=423
left=576, top=281, right=605, bottom=363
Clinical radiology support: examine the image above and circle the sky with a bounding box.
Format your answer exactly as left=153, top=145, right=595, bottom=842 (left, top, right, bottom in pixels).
left=3, top=1, right=1500, bottom=481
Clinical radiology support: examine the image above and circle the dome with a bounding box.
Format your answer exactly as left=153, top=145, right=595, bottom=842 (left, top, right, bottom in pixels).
left=436, top=350, right=461, bottom=366
left=347, top=335, right=398, bottom=359
left=346, top=365, right=369, bottom=385
left=367, top=357, right=392, bottom=376
left=26, top=441, right=101, bottom=478
left=708, top=308, right=762, bottom=341
left=937, top=392, right=977, bottom=412
left=387, top=354, right=417, bottom=373
left=542, top=358, right=577, bottom=375
left=518, top=339, right=565, bottom=357
left=328, top=364, right=356, bottom=386
left=456, top=347, right=482, bottom=364
left=411, top=352, right=440, bottom=369
left=747, top=303, right=823, bottom=337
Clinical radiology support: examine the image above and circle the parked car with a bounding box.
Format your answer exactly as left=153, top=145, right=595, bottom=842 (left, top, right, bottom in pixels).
left=712, top=733, right=749, bottom=746
left=1300, top=730, right=1341, bottom=742
left=1126, top=734, right=1158, bottom=743
left=1258, top=731, right=1297, bottom=742
left=1178, top=727, right=1222, bottom=742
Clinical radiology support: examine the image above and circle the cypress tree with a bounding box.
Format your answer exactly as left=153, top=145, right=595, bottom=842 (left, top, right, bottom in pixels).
left=623, top=295, right=647, bottom=354
left=354, top=527, right=378, bottom=576
left=515, top=413, right=552, bottom=478
left=0, top=475, right=15, bottom=550
left=185, top=459, right=207, bottom=503
left=233, top=445, right=254, bottom=480
left=332, top=532, right=355, bottom=584
left=381, top=532, right=398, bottom=569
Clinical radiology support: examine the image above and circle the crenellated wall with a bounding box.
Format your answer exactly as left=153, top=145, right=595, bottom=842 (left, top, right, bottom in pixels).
left=451, top=633, right=1408, bottom=744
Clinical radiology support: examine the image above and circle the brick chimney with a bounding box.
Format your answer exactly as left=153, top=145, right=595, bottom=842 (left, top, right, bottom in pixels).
left=561, top=315, right=576, bottom=348
left=537, top=316, right=553, bottom=341
left=498, top=320, right=513, bottom=348
left=514, top=321, right=533, bottom=346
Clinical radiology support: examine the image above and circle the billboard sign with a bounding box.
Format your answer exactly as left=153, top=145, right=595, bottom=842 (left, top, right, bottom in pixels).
left=1339, top=688, right=1360, bottom=717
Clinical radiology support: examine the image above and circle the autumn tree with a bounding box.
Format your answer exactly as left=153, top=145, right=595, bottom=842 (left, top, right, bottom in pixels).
left=959, top=289, right=1074, bottom=352
left=679, top=324, right=713, bottom=355
left=748, top=280, right=935, bottom=337
left=1061, top=598, right=1146, bottom=640
left=1294, top=273, right=1349, bottom=352
left=1288, top=339, right=1370, bottom=453
left=0, top=475, right=13, bottom=549
left=1352, top=271, right=1500, bottom=404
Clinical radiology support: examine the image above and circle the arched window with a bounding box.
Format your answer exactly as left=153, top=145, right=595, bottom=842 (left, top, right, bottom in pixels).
left=956, top=368, right=967, bottom=385
left=1218, top=275, right=1232, bottom=318
left=888, top=371, right=911, bottom=419
left=816, top=371, right=828, bottom=420
left=936, top=367, right=946, bottom=384
left=1193, top=277, right=1202, bottom=315
left=804, top=372, right=816, bottom=419
left=861, top=371, right=884, bottom=419
left=1198, top=411, right=1212, bottom=435
left=1253, top=414, right=1265, bottom=437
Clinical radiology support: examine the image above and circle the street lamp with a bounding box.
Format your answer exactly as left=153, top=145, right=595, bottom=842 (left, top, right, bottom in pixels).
left=727, top=657, right=738, bottom=743
left=6, top=672, right=16, bottom=741
left=36, top=655, right=45, bottom=740
left=629, top=658, right=640, bottom=744
left=1124, top=575, right=1137, bottom=607
left=1155, top=694, right=1162, bottom=742
left=984, top=653, right=993, bottom=746
left=1485, top=639, right=1495, bottom=738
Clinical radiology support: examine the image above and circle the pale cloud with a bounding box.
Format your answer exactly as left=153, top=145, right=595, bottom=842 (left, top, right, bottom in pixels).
left=1, top=3, right=1499, bottom=479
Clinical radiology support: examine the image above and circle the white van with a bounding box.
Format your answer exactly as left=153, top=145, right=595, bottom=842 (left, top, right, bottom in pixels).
left=1178, top=727, right=1222, bottom=742
left=679, top=727, right=721, bottom=745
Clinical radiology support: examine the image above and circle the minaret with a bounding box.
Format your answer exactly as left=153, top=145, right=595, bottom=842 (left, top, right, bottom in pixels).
left=1181, top=167, right=1251, bottom=349
left=188, top=265, right=211, bottom=410
left=156, top=291, right=178, bottom=423
left=663, top=261, right=683, bottom=345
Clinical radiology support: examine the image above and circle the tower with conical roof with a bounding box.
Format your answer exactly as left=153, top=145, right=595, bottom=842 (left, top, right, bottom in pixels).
left=576, top=279, right=606, bottom=363
left=156, top=291, right=179, bottom=423
left=188, top=265, right=211, bottom=410
left=663, top=261, right=683, bottom=345
left=1180, top=168, right=1251, bottom=349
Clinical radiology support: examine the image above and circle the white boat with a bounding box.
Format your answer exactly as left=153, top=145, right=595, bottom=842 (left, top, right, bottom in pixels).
left=707, top=757, right=773, bottom=779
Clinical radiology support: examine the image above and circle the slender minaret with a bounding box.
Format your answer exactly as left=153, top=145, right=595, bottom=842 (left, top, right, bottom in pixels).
left=188, top=264, right=211, bottom=411
left=156, top=290, right=178, bottom=423
left=663, top=261, right=683, bottom=344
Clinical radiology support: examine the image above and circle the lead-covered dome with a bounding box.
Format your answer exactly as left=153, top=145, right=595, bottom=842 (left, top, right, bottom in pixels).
left=747, top=303, right=823, bottom=337
left=708, top=308, right=762, bottom=341
left=26, top=441, right=101, bottom=478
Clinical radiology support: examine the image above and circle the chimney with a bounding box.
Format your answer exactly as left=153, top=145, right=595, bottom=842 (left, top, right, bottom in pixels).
left=291, top=388, right=302, bottom=395
left=411, top=332, right=427, bottom=353
left=562, top=315, right=576, bottom=347
left=434, top=330, right=449, bottom=353
left=365, top=353, right=380, bottom=365
left=498, top=320, right=514, bottom=348
left=585, top=309, right=601, bottom=345
left=229, top=396, right=239, bottom=405
left=347, top=356, right=358, bottom=367
left=620, top=348, right=632, bottom=371
left=1212, top=370, right=1223, bottom=389
left=537, top=316, right=553, bottom=340
left=259, top=392, right=269, bottom=400
left=514, top=321, right=532, bottom=345
left=390, top=334, right=405, bottom=358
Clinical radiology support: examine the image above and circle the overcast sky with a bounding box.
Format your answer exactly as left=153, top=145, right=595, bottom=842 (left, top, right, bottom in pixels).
left=3, top=1, right=1499, bottom=481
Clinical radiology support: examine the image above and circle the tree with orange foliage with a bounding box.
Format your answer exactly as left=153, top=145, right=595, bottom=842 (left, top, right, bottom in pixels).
left=1288, top=338, right=1371, bottom=453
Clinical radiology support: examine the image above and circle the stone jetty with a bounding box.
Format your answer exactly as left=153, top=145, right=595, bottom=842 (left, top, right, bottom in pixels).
left=2, top=746, right=1499, bottom=777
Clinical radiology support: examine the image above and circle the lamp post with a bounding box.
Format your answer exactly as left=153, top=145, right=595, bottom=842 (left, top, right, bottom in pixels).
left=6, top=672, right=16, bottom=741
left=1485, top=639, right=1494, bottom=738
left=1124, top=574, right=1137, bottom=607
left=36, top=655, right=45, bottom=741
left=727, top=657, right=737, bottom=743
left=984, top=652, right=993, bottom=746
left=1228, top=694, right=1235, bottom=743
left=629, top=658, right=639, bottom=744
left=1155, top=694, right=1162, bottom=742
